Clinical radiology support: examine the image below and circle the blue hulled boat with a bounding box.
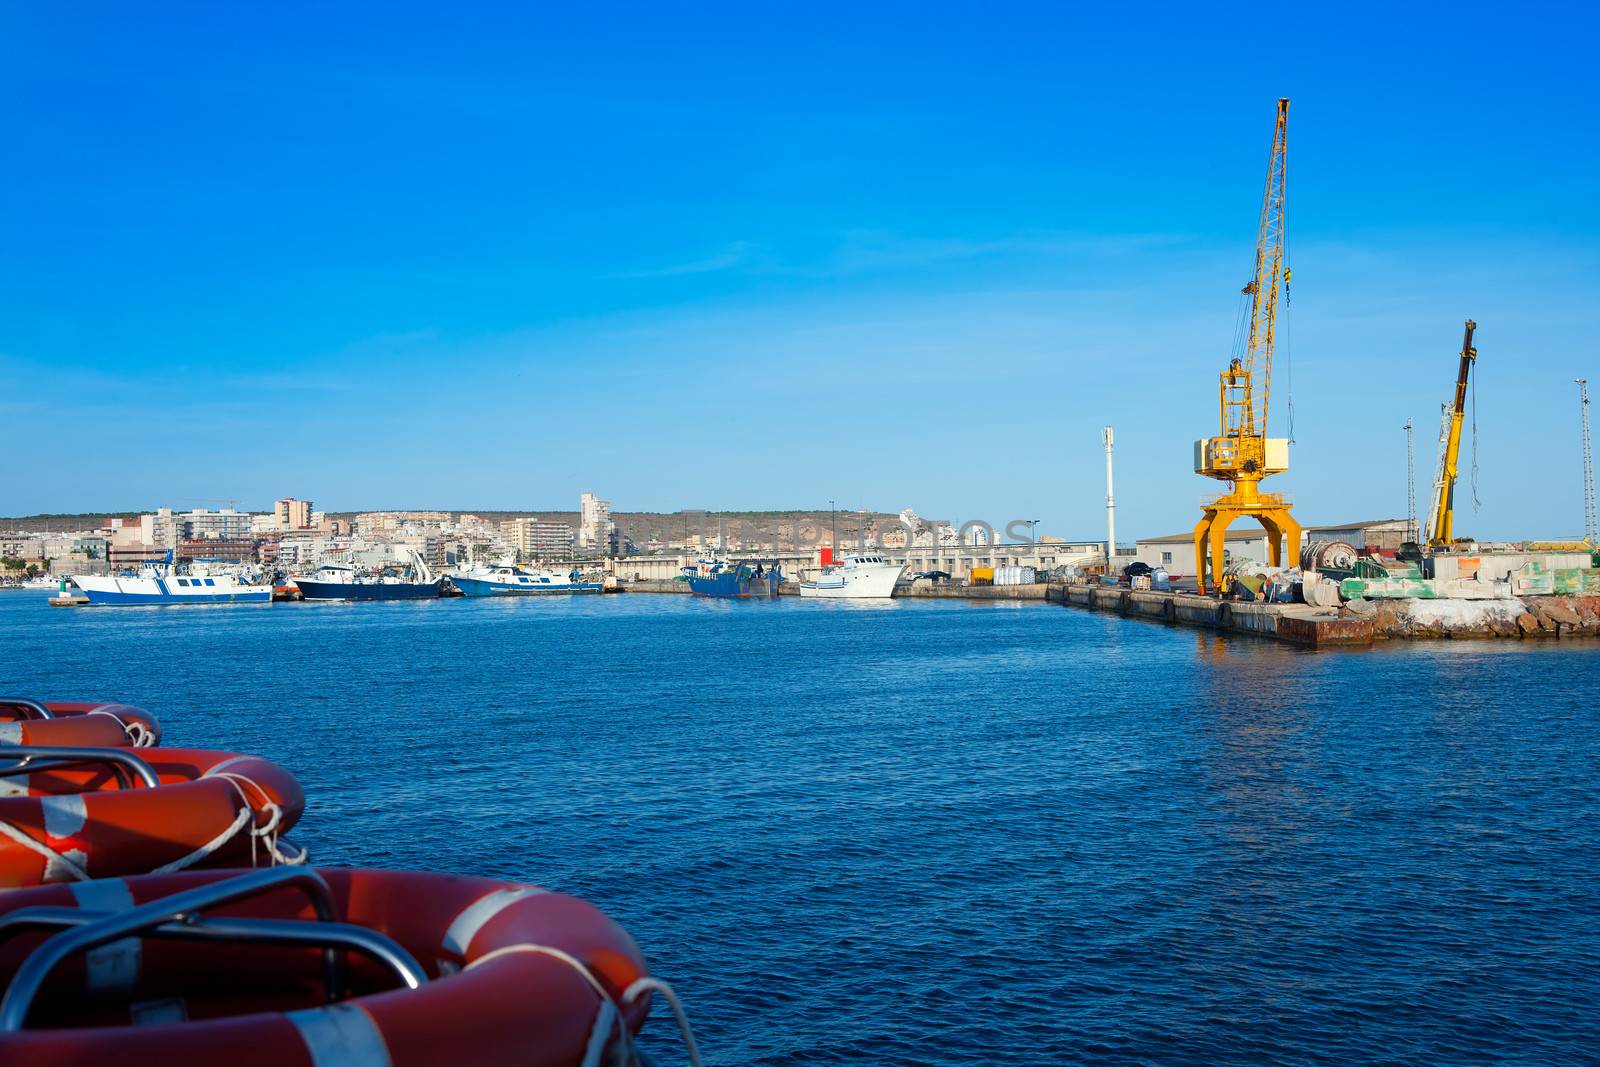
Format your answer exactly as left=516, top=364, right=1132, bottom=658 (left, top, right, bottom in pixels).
left=70, top=564, right=272, bottom=607
left=683, top=559, right=782, bottom=599
left=451, top=564, right=602, bottom=596
left=291, top=549, right=445, bottom=602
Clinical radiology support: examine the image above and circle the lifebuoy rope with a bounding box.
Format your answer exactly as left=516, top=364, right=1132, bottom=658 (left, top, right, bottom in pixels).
left=146, top=804, right=256, bottom=876
left=623, top=977, right=703, bottom=1067
left=84, top=709, right=156, bottom=748
left=464, top=945, right=702, bottom=1067
left=0, top=818, right=91, bottom=881
left=205, top=770, right=306, bottom=869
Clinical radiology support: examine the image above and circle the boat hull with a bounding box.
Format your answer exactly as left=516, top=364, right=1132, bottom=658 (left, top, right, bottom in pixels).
left=453, top=576, right=603, bottom=596
left=294, top=579, right=444, bottom=602
left=686, top=572, right=781, bottom=599
left=799, top=562, right=904, bottom=599
left=70, top=575, right=271, bottom=606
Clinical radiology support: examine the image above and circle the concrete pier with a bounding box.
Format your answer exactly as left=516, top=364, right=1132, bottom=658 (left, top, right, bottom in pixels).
left=1047, top=583, right=1373, bottom=647
left=1046, top=583, right=1600, bottom=646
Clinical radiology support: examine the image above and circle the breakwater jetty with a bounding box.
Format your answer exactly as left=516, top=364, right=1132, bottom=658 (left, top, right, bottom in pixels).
left=1047, top=583, right=1600, bottom=647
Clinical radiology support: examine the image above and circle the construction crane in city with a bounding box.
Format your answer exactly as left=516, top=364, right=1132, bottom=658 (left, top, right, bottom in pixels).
left=1579, top=378, right=1597, bottom=544
left=1424, top=320, right=1478, bottom=549
left=1193, top=98, right=1300, bottom=593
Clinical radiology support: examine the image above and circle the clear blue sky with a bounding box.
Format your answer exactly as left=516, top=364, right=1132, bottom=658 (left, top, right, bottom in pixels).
left=2, top=3, right=1595, bottom=540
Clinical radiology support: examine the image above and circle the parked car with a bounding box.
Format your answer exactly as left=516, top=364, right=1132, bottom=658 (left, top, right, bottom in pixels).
left=911, top=570, right=952, bottom=583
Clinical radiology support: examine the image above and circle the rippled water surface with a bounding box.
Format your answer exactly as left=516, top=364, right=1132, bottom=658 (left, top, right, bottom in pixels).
left=3, top=590, right=1597, bottom=1063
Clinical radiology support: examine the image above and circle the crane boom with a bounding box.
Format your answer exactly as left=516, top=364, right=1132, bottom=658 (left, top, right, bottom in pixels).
left=1425, top=320, right=1477, bottom=548
left=1241, top=97, right=1289, bottom=442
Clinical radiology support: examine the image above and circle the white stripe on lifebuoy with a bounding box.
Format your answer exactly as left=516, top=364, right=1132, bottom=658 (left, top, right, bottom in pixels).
left=288, top=1002, right=393, bottom=1067
left=40, top=794, right=88, bottom=838
left=440, top=887, right=547, bottom=963
left=0, top=723, right=22, bottom=743
left=69, top=879, right=140, bottom=993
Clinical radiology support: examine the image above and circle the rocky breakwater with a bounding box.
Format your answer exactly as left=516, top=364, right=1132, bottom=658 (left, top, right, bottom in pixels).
left=1347, top=595, right=1600, bottom=639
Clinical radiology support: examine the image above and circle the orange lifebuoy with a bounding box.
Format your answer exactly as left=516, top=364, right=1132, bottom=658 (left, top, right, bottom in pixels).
left=0, top=701, right=162, bottom=747
left=0, top=748, right=304, bottom=888
left=0, top=715, right=129, bottom=749
left=0, top=867, right=655, bottom=1067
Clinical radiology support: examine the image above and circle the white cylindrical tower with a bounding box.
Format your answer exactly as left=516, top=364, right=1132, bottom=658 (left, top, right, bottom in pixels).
left=1102, top=426, right=1117, bottom=567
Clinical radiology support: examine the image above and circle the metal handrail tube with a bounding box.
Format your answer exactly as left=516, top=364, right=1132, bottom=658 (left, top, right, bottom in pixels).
left=0, top=757, right=132, bottom=790
left=0, top=907, right=426, bottom=991
left=0, top=746, right=159, bottom=789
left=0, top=867, right=340, bottom=1029
left=0, top=700, right=53, bottom=721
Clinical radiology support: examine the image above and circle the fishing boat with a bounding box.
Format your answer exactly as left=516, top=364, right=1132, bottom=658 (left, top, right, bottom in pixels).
left=68, top=561, right=272, bottom=607
left=292, top=548, right=445, bottom=602
left=450, top=563, right=602, bottom=596
left=799, top=553, right=904, bottom=599
left=683, top=558, right=781, bottom=599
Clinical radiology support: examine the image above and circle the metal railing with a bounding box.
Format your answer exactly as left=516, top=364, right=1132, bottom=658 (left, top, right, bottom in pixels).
left=0, top=867, right=424, bottom=1029
left=0, top=746, right=160, bottom=790
left=0, top=699, right=53, bottom=721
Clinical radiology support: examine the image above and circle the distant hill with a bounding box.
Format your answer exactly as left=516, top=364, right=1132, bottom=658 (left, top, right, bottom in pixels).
left=0, top=513, right=145, bottom=533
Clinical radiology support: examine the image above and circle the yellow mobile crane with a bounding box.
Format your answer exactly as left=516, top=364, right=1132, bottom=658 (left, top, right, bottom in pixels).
left=1193, top=99, right=1300, bottom=594
left=1424, top=320, right=1478, bottom=549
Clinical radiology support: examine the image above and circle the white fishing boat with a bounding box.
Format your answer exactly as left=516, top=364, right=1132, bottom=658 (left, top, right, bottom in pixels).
left=69, top=564, right=272, bottom=606
left=450, top=563, right=602, bottom=596
left=799, top=553, right=904, bottom=599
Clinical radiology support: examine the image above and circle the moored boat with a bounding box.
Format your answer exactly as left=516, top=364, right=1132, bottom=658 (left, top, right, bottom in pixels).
left=684, top=558, right=781, bottom=598
left=450, top=563, right=603, bottom=596
left=799, top=553, right=904, bottom=599
left=292, top=549, right=445, bottom=602
left=69, top=563, right=271, bottom=607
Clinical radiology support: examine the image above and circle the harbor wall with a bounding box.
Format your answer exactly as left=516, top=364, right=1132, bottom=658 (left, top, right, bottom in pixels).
left=1047, top=583, right=1600, bottom=646
left=893, top=582, right=1050, bottom=600
left=616, top=579, right=1052, bottom=600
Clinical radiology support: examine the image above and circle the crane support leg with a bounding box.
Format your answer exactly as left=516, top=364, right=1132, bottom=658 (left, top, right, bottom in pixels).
left=1194, top=501, right=1301, bottom=596
left=1257, top=511, right=1302, bottom=568
left=1193, top=513, right=1212, bottom=595
left=1193, top=508, right=1237, bottom=596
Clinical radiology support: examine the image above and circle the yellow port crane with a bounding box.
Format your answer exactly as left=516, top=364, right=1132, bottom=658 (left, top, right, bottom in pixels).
left=1193, top=98, right=1301, bottom=594
left=1424, top=320, right=1478, bottom=548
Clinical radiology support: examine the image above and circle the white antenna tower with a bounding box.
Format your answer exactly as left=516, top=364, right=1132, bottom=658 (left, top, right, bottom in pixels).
left=1404, top=417, right=1416, bottom=544
left=1579, top=379, right=1597, bottom=544
left=1102, top=426, right=1116, bottom=566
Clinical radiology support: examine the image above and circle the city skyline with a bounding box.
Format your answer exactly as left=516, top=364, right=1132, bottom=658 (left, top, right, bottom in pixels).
left=2, top=7, right=1596, bottom=540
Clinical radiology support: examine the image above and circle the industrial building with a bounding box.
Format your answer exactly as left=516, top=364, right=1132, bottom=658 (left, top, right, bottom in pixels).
left=1133, top=531, right=1275, bottom=577
left=1303, top=519, right=1411, bottom=556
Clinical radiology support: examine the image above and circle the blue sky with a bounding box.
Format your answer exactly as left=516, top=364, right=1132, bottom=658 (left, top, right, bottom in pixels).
left=2, top=4, right=1596, bottom=540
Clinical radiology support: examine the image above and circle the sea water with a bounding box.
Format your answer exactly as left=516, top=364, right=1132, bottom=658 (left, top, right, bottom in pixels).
left=3, top=591, right=1596, bottom=1063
